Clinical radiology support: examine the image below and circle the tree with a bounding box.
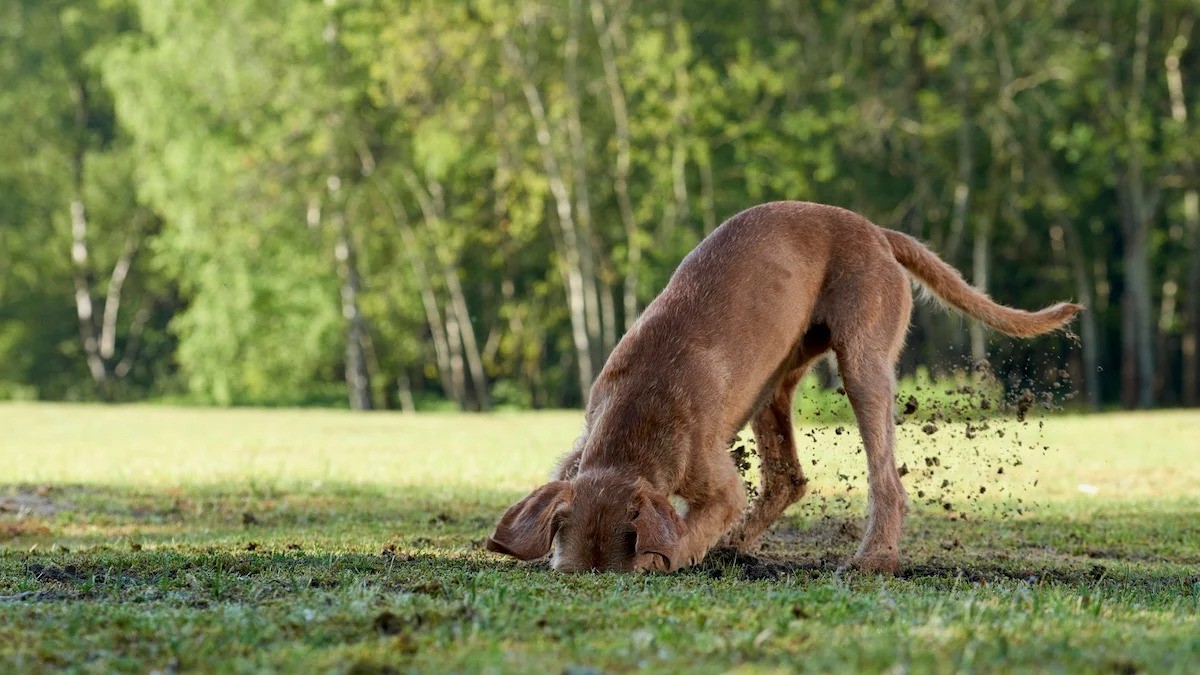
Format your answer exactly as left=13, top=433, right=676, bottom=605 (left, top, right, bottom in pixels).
left=0, top=0, right=166, bottom=401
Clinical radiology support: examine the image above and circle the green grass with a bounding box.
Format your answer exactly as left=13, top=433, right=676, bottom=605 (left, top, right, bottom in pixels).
left=1, top=402, right=1198, bottom=673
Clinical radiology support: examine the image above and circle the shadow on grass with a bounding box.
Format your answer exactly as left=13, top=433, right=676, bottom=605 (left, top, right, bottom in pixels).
left=695, top=546, right=1199, bottom=587
left=2, top=482, right=1198, bottom=599
left=1, top=548, right=513, bottom=604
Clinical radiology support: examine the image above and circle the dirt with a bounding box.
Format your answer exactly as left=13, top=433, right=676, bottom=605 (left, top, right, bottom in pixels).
left=0, top=487, right=75, bottom=541
left=761, top=518, right=862, bottom=551
left=698, top=547, right=807, bottom=581
left=1015, top=389, right=1036, bottom=422
left=695, top=519, right=864, bottom=580
left=1, top=521, right=52, bottom=540
left=695, top=355, right=1098, bottom=583
left=728, top=440, right=759, bottom=500
left=0, top=486, right=75, bottom=517
left=695, top=548, right=1113, bottom=584
left=739, top=354, right=1083, bottom=565
left=372, top=610, right=411, bottom=636
left=695, top=531, right=1181, bottom=586
left=27, top=562, right=87, bottom=584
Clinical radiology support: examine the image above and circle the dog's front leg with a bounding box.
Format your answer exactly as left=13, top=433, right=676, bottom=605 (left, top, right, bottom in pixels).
left=674, top=460, right=748, bottom=570
left=727, top=365, right=814, bottom=550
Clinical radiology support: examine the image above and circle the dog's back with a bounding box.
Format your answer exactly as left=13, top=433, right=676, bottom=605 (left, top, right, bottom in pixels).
left=597, top=202, right=886, bottom=430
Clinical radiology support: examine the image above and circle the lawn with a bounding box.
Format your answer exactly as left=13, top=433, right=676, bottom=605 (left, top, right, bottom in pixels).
left=1, top=401, right=1198, bottom=673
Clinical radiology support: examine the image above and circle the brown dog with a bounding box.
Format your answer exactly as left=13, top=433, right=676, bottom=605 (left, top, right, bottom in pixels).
left=487, top=201, right=1079, bottom=573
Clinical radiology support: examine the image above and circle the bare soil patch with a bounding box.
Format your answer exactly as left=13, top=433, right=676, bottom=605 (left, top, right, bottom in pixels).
left=0, top=485, right=75, bottom=518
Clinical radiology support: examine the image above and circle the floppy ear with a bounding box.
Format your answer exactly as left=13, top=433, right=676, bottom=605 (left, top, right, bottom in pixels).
left=631, top=487, right=686, bottom=570
left=486, top=481, right=572, bottom=561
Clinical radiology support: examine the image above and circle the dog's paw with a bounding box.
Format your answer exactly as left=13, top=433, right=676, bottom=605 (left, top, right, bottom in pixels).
left=633, top=553, right=670, bottom=574
left=724, top=531, right=764, bottom=553
left=839, top=552, right=900, bottom=576
left=669, top=547, right=711, bottom=572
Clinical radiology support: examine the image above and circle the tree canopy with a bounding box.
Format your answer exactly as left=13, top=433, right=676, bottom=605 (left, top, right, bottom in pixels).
left=2, top=0, right=1197, bottom=410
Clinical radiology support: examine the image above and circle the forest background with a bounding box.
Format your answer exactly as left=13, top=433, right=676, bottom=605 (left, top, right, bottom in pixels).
left=2, top=0, right=1198, bottom=412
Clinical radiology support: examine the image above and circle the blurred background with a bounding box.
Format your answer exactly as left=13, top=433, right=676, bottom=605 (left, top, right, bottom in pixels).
left=0, top=0, right=1196, bottom=412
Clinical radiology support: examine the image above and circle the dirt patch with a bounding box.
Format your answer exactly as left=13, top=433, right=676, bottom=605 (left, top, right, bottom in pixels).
left=894, top=559, right=1115, bottom=584
left=696, top=547, right=1186, bottom=587
left=0, top=487, right=72, bottom=540
left=0, top=486, right=75, bottom=518
left=690, top=514, right=1186, bottom=587
left=26, top=562, right=93, bottom=584
left=696, top=548, right=804, bottom=581
left=759, top=518, right=861, bottom=554
left=0, top=590, right=67, bottom=603
left=0, top=520, right=52, bottom=540
left=696, top=519, right=865, bottom=580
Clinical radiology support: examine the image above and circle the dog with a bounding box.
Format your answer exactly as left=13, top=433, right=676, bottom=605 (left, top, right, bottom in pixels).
left=486, top=201, right=1080, bottom=574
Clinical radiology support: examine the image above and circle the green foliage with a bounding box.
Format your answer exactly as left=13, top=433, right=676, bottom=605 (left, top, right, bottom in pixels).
left=1, top=1, right=1198, bottom=408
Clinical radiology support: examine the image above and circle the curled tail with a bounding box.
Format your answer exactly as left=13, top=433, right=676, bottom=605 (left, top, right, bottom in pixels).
left=883, top=229, right=1082, bottom=338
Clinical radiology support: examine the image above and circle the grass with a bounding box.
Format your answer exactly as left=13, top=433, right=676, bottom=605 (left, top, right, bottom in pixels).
left=1, top=401, right=1198, bottom=673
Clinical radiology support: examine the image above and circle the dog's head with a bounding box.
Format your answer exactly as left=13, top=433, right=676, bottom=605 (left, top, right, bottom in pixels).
left=485, top=471, right=686, bottom=572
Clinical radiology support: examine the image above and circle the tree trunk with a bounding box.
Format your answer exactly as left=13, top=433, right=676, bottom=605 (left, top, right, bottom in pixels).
left=589, top=0, right=641, bottom=333
left=67, top=77, right=110, bottom=396
left=1165, top=21, right=1198, bottom=405
left=969, top=211, right=992, bottom=365
left=329, top=178, right=372, bottom=411
left=428, top=184, right=490, bottom=410
left=440, top=260, right=491, bottom=410
left=396, top=375, right=417, bottom=413
left=442, top=291, right=468, bottom=409
left=400, top=173, right=491, bottom=410
left=1155, top=275, right=1179, bottom=403
left=565, top=0, right=607, bottom=366
left=99, top=236, right=137, bottom=363
left=1063, top=220, right=1102, bottom=409
left=70, top=195, right=110, bottom=394
left=67, top=78, right=149, bottom=399
left=1122, top=191, right=1159, bottom=410
left=1115, top=0, right=1155, bottom=409
left=943, top=80, right=973, bottom=264
left=1117, top=173, right=1155, bottom=409
left=502, top=35, right=596, bottom=404
left=663, top=133, right=689, bottom=246
left=1184, top=191, right=1200, bottom=406
left=371, top=184, right=457, bottom=404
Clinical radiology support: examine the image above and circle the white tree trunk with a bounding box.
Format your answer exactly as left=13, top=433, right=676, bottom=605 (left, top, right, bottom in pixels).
left=329, top=177, right=373, bottom=411
left=1165, top=21, right=1198, bottom=405
left=502, top=35, right=597, bottom=404
left=589, top=0, right=641, bottom=334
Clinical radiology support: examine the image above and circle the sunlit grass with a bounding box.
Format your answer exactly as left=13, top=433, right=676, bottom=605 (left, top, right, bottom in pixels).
left=1, top=403, right=1198, bottom=673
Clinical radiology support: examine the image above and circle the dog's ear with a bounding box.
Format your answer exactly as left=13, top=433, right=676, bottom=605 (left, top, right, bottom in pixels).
left=486, top=481, right=572, bottom=561
left=631, top=487, right=686, bottom=570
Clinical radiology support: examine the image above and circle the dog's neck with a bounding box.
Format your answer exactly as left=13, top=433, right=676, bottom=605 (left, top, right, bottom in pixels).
left=574, top=389, right=688, bottom=493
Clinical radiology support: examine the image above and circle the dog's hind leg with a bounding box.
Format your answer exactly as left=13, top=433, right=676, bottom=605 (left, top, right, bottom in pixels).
left=832, top=273, right=913, bottom=574
left=837, top=353, right=905, bottom=573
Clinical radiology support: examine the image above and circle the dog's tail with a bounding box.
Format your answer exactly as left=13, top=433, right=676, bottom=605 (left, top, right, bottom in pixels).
left=883, top=229, right=1082, bottom=337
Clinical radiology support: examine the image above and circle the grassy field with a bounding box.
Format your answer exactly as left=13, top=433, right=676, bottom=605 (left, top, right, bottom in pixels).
left=1, top=402, right=1198, bottom=673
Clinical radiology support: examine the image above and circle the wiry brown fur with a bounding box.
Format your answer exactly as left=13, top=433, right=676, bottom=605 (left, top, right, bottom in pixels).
left=487, top=201, right=1081, bottom=574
